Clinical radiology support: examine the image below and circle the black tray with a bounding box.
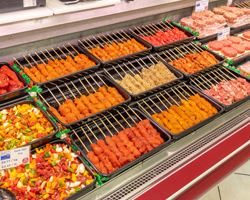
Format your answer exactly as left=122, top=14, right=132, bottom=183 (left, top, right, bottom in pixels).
left=129, top=21, right=195, bottom=52
left=78, top=31, right=152, bottom=67
left=0, top=99, right=59, bottom=149
left=70, top=107, right=171, bottom=179
left=136, top=83, right=224, bottom=140
left=14, top=45, right=100, bottom=86
left=154, top=43, right=226, bottom=78
left=104, top=54, right=183, bottom=99
left=40, top=74, right=131, bottom=127
left=190, top=67, right=250, bottom=111
left=0, top=187, right=16, bottom=200
left=0, top=62, right=28, bottom=102
left=30, top=139, right=96, bottom=200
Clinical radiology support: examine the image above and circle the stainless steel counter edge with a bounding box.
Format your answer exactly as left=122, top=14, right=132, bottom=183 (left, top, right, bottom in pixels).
left=0, top=0, right=222, bottom=50
left=77, top=99, right=250, bottom=200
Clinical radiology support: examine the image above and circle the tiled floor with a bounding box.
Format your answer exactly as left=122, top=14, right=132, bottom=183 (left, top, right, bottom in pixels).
left=198, top=158, right=250, bottom=200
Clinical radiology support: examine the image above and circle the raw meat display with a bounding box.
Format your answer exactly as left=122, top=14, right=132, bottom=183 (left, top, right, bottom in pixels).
left=242, top=30, right=250, bottom=39
left=238, top=61, right=250, bottom=76
left=207, top=37, right=250, bottom=58
left=0, top=65, right=24, bottom=95
left=139, top=27, right=188, bottom=46
left=86, top=119, right=164, bottom=174
left=113, top=61, right=177, bottom=94
left=151, top=94, right=218, bottom=134
left=180, top=10, right=226, bottom=37
left=168, top=51, right=220, bottom=74
left=48, top=87, right=125, bottom=124
left=23, top=54, right=96, bottom=83
left=203, top=78, right=250, bottom=105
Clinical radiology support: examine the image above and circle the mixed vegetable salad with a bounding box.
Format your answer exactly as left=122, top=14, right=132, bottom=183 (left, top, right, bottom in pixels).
left=0, top=104, right=55, bottom=151
left=0, top=143, right=94, bottom=200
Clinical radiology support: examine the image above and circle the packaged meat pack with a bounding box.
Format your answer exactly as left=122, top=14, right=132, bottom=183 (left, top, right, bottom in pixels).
left=180, top=10, right=226, bottom=37
left=238, top=61, right=250, bottom=75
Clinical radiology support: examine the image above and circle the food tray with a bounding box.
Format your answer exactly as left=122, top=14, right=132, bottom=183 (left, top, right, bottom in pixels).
left=137, top=82, right=224, bottom=140
left=40, top=74, right=131, bottom=127
left=154, top=43, right=226, bottom=78
left=0, top=99, right=59, bottom=149
left=30, top=139, right=96, bottom=200
left=78, top=31, right=152, bottom=67
left=190, top=67, right=250, bottom=111
left=70, top=107, right=171, bottom=179
left=204, top=36, right=250, bottom=66
left=129, top=21, right=195, bottom=52
left=14, top=45, right=100, bottom=86
left=0, top=187, right=16, bottom=200
left=0, top=62, right=28, bottom=102
left=104, top=54, right=183, bottom=100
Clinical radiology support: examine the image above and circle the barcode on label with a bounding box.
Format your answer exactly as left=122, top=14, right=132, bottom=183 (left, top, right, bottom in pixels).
left=23, top=0, right=37, bottom=7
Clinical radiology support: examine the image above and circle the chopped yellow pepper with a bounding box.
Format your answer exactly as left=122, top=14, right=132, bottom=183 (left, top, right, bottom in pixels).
left=72, top=174, right=77, bottom=182
left=10, top=169, right=17, bottom=178
left=86, top=179, right=94, bottom=185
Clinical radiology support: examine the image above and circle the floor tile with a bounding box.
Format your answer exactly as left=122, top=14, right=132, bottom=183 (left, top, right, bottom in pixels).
left=198, top=186, right=220, bottom=200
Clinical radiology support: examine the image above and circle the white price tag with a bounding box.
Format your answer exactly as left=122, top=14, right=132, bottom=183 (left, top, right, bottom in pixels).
left=0, top=146, right=30, bottom=170
left=195, top=0, right=209, bottom=12
left=217, top=27, right=230, bottom=41
left=227, top=0, right=233, bottom=6
left=23, top=0, right=37, bottom=7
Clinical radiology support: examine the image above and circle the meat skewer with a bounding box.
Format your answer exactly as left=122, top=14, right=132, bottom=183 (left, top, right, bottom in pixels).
left=101, top=114, right=136, bottom=162
left=76, top=125, right=109, bottom=174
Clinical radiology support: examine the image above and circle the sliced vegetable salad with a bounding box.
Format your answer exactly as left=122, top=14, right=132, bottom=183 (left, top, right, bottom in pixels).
left=0, top=104, right=55, bottom=151
left=0, top=143, right=94, bottom=200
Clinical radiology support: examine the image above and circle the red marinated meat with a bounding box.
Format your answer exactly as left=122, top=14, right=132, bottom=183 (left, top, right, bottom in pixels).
left=243, top=31, right=250, bottom=39
left=0, top=72, right=9, bottom=81
left=208, top=41, right=224, bottom=51
left=0, top=79, right=9, bottom=90
left=227, top=36, right=242, bottom=44
left=0, top=89, right=7, bottom=95
left=239, top=41, right=250, bottom=50
left=221, top=47, right=238, bottom=57
left=220, top=39, right=232, bottom=47
left=0, top=65, right=24, bottom=87
left=230, top=44, right=245, bottom=54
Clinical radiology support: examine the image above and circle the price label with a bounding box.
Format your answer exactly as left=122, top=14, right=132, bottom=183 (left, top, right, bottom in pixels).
left=227, top=0, right=233, bottom=6
left=217, top=27, right=230, bottom=41
left=0, top=146, right=30, bottom=170
left=195, top=0, right=209, bottom=12
left=23, top=0, right=37, bottom=7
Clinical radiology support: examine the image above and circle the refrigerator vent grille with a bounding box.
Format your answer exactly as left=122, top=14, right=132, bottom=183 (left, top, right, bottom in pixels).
left=104, top=109, right=250, bottom=200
